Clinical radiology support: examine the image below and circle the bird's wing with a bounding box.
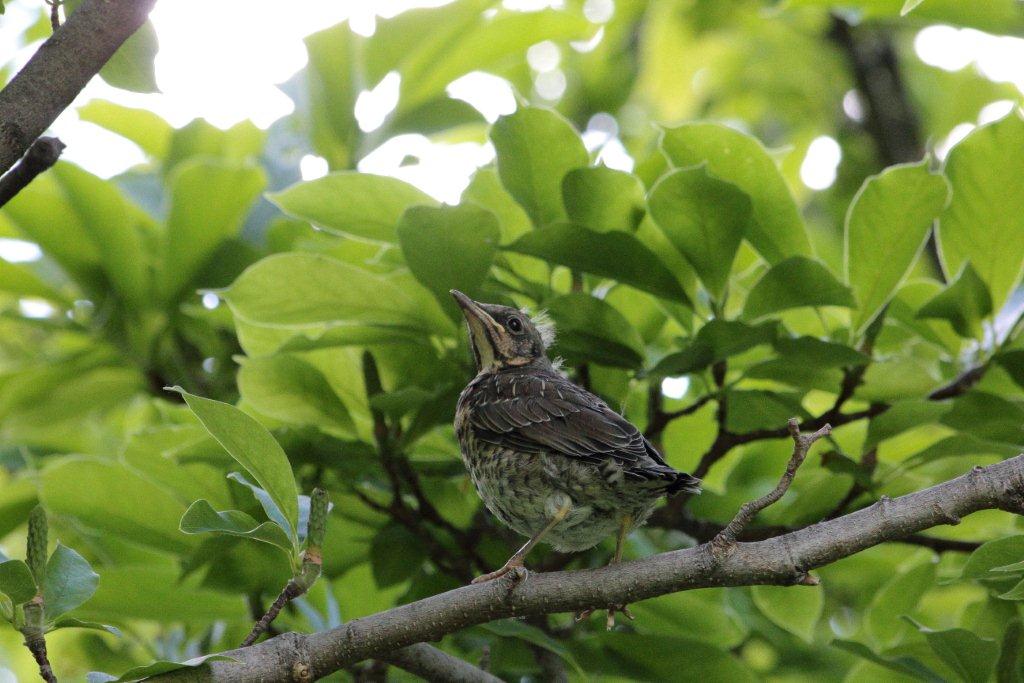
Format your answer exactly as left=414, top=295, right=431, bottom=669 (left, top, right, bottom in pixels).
left=466, top=371, right=668, bottom=470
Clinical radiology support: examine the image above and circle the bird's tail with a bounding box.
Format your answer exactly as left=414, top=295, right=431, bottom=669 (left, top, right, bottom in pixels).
left=667, top=471, right=702, bottom=496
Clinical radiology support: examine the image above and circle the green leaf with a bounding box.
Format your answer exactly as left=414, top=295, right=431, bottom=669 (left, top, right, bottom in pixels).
left=964, top=536, right=1024, bottom=580
left=483, top=619, right=584, bottom=674
left=396, top=9, right=590, bottom=112
left=42, top=544, right=99, bottom=620
left=743, top=256, right=855, bottom=320
left=162, top=161, right=266, bottom=302
left=864, top=400, right=952, bottom=450
left=237, top=355, right=355, bottom=436
left=751, top=585, right=823, bottom=642
left=999, top=577, right=1024, bottom=600
left=370, top=523, right=425, bottom=588
left=397, top=204, right=500, bottom=315
left=268, top=172, right=436, bottom=243
left=172, top=388, right=299, bottom=540
left=904, top=617, right=999, bottom=683
left=660, top=122, right=811, bottom=263
left=650, top=320, right=777, bottom=376
left=0, top=559, right=36, bottom=605
left=302, top=23, right=359, bottom=169
left=994, top=561, right=1024, bottom=573
left=41, top=458, right=193, bottom=554
left=902, top=0, right=926, bottom=14
left=783, top=0, right=1022, bottom=33
left=50, top=618, right=121, bottom=636
left=2, top=169, right=101, bottom=292
left=78, top=564, right=244, bottom=624
left=179, top=499, right=293, bottom=553
left=865, top=561, right=936, bottom=649
left=773, top=336, right=869, bottom=368
left=995, top=350, right=1024, bottom=391
left=505, top=223, right=690, bottom=304
left=998, top=620, right=1024, bottom=683
left=845, top=161, right=951, bottom=335
left=89, top=655, right=236, bottom=683
left=904, top=434, right=1020, bottom=469
left=224, top=473, right=294, bottom=545
left=223, top=253, right=450, bottom=334
left=545, top=293, right=645, bottom=369
left=0, top=259, right=67, bottom=303
left=562, top=166, right=646, bottom=233
left=99, top=19, right=159, bottom=93
left=164, top=119, right=264, bottom=174
left=78, top=100, right=172, bottom=159
left=832, top=640, right=945, bottom=682
left=51, top=163, right=150, bottom=309
left=916, top=262, right=993, bottom=337
left=648, top=166, right=752, bottom=300
left=490, top=107, right=589, bottom=226
left=595, top=632, right=757, bottom=681
left=939, top=112, right=1024, bottom=312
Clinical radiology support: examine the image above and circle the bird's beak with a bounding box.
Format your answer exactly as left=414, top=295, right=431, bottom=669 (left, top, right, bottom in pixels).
left=451, top=290, right=501, bottom=370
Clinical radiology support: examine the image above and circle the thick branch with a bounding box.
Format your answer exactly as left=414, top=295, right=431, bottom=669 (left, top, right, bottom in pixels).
left=648, top=512, right=981, bottom=554
left=0, top=136, right=64, bottom=207
left=155, top=453, right=1024, bottom=682
left=0, top=0, right=157, bottom=175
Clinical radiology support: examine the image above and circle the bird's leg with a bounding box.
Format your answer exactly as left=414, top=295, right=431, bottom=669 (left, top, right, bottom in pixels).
left=471, top=502, right=571, bottom=585
left=576, top=515, right=636, bottom=629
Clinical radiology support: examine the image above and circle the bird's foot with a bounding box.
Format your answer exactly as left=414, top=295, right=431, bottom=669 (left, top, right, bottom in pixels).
left=574, top=604, right=634, bottom=630
left=471, top=558, right=526, bottom=585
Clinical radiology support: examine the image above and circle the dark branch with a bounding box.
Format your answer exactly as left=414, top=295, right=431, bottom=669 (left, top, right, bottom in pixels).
left=0, top=0, right=158, bottom=175
left=0, top=136, right=64, bottom=208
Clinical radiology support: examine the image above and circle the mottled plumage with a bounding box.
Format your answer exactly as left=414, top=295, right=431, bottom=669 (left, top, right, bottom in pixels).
left=450, top=290, right=700, bottom=583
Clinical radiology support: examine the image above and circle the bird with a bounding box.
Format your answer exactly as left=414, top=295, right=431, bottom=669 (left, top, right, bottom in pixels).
left=451, top=290, right=700, bottom=623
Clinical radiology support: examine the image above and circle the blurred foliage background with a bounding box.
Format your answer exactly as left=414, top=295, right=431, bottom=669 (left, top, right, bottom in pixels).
left=2, top=0, right=1024, bottom=680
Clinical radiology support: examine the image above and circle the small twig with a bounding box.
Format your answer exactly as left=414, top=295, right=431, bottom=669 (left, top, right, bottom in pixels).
left=928, top=365, right=987, bottom=401
left=241, top=581, right=304, bottom=647
left=247, top=594, right=281, bottom=639
left=242, top=489, right=328, bottom=647
left=0, top=137, right=64, bottom=208
left=713, top=418, right=832, bottom=551
left=47, top=0, right=61, bottom=30
left=24, top=627, right=57, bottom=683
left=644, top=390, right=715, bottom=440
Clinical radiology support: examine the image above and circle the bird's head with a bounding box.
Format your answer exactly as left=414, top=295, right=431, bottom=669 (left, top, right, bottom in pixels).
left=450, top=290, right=554, bottom=373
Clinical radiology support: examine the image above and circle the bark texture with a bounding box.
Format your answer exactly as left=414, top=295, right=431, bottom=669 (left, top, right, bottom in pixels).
left=0, top=0, right=157, bottom=175
left=154, top=453, right=1024, bottom=681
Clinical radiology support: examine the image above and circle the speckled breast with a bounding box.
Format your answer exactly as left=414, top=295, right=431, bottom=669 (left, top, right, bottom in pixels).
left=455, top=398, right=658, bottom=553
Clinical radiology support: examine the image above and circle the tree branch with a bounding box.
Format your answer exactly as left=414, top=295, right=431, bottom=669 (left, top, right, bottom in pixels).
left=153, top=449, right=1024, bottom=681
left=0, top=0, right=157, bottom=175
left=711, top=419, right=830, bottom=556
left=0, top=136, right=64, bottom=208
left=379, top=643, right=503, bottom=683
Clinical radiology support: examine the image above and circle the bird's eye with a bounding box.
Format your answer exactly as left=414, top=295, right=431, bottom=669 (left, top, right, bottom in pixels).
left=507, top=317, right=523, bottom=333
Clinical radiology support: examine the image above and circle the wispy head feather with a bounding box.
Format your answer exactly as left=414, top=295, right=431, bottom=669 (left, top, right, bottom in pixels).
left=526, top=309, right=556, bottom=349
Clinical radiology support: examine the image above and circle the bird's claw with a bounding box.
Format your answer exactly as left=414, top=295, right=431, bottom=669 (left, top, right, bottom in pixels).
left=471, top=561, right=527, bottom=585
left=574, top=604, right=634, bottom=629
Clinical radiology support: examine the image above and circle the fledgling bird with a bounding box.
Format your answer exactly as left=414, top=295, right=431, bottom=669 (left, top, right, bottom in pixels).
left=451, top=290, right=700, bottom=618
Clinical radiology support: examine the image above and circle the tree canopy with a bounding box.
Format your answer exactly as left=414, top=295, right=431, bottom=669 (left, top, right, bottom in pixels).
left=1, top=0, right=1024, bottom=681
